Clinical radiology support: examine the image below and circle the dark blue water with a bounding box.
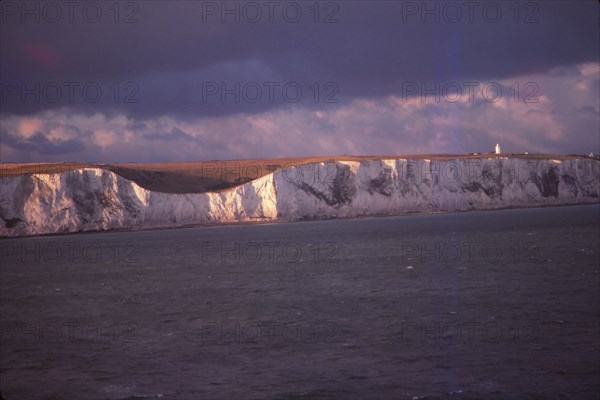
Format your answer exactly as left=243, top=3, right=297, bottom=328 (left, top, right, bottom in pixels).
left=1, top=205, right=599, bottom=399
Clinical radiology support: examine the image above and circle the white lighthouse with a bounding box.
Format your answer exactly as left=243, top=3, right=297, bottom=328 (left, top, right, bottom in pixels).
left=495, top=143, right=501, bottom=154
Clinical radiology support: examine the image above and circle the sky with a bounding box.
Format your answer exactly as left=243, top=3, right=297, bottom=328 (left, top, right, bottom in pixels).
left=1, top=0, right=599, bottom=163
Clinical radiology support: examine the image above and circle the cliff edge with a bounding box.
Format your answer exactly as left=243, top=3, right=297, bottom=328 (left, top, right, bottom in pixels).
left=1, top=157, right=598, bottom=237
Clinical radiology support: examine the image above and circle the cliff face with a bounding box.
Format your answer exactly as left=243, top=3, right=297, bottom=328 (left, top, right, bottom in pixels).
left=1, top=157, right=598, bottom=237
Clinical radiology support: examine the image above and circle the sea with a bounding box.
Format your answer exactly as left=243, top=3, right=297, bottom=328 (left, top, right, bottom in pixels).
left=1, top=204, right=599, bottom=399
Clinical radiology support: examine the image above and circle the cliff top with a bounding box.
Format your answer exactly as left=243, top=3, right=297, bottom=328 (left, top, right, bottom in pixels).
left=1, top=153, right=596, bottom=194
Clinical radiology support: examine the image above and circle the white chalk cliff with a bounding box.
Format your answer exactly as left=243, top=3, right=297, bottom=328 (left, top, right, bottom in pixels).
left=1, top=157, right=598, bottom=237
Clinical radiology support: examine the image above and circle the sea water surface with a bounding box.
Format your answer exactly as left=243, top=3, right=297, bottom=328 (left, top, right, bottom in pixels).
left=1, top=205, right=599, bottom=399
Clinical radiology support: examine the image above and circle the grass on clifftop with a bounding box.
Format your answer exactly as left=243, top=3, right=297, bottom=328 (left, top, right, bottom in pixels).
left=0, top=154, right=594, bottom=194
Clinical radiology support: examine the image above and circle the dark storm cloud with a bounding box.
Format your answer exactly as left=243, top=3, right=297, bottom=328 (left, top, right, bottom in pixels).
left=1, top=0, right=598, bottom=118
left=144, top=127, right=197, bottom=142
left=0, top=129, right=86, bottom=155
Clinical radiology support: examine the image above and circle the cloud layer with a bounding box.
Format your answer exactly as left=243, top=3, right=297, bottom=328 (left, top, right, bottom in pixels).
left=1, top=1, right=598, bottom=162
